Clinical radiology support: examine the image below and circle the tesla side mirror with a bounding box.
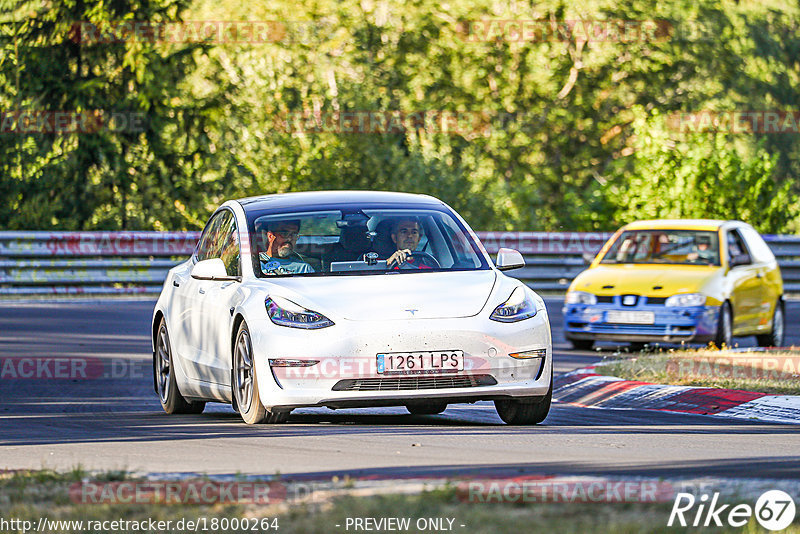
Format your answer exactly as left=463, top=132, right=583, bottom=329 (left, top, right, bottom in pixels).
left=191, top=258, right=239, bottom=281
left=496, top=248, right=525, bottom=271
left=582, top=252, right=596, bottom=264
left=729, top=253, right=752, bottom=268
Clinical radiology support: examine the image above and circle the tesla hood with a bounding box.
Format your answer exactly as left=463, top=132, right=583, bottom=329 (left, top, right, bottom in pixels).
left=268, top=270, right=498, bottom=321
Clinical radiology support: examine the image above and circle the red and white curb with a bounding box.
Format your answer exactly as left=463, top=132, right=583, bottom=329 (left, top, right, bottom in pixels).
left=553, top=366, right=800, bottom=424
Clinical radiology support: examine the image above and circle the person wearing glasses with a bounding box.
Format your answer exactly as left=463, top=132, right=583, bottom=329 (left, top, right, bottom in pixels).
left=259, top=220, right=314, bottom=275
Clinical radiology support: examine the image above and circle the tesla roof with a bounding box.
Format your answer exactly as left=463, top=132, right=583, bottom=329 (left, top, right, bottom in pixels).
left=623, top=219, right=734, bottom=231
left=236, top=190, right=445, bottom=213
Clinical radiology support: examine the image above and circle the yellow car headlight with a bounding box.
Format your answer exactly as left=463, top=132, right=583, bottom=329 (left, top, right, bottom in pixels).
left=565, top=291, right=597, bottom=305
left=665, top=293, right=706, bottom=307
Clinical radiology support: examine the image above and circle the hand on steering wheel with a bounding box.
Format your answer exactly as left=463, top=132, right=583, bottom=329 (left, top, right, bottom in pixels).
left=387, top=250, right=441, bottom=269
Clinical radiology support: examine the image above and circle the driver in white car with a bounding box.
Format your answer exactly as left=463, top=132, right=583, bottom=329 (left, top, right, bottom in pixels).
left=386, top=217, right=430, bottom=269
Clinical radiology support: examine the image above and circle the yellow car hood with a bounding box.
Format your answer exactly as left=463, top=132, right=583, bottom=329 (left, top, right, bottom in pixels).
left=572, top=264, right=718, bottom=296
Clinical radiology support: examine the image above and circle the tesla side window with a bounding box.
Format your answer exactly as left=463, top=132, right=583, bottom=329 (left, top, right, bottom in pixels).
left=216, top=212, right=241, bottom=276
left=195, top=212, right=226, bottom=261
left=196, top=210, right=241, bottom=276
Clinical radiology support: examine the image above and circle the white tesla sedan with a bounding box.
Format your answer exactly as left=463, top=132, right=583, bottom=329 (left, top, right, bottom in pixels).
left=151, top=191, right=552, bottom=425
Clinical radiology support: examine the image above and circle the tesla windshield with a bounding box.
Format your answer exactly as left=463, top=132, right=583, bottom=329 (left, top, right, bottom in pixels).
left=600, top=230, right=721, bottom=266
left=249, top=208, right=489, bottom=277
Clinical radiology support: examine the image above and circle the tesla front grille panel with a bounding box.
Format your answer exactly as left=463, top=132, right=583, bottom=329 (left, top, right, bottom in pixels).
left=332, top=374, right=497, bottom=391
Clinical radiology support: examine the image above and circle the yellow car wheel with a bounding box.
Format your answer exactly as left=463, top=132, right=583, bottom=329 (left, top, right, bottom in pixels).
left=714, top=302, right=733, bottom=348
left=757, top=300, right=785, bottom=348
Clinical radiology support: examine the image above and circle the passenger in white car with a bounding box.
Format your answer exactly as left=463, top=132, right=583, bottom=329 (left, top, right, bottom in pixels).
left=259, top=220, right=314, bottom=275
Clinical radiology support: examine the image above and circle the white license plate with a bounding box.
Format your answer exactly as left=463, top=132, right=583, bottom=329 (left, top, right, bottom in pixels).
left=606, top=311, right=655, bottom=324
left=377, top=350, right=464, bottom=375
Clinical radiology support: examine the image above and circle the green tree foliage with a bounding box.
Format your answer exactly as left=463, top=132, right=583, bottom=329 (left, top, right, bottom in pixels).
left=0, top=0, right=236, bottom=229
left=608, top=109, right=797, bottom=232
left=1, top=0, right=798, bottom=232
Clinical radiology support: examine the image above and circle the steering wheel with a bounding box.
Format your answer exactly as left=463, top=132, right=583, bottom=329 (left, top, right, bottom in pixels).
left=397, top=251, right=441, bottom=269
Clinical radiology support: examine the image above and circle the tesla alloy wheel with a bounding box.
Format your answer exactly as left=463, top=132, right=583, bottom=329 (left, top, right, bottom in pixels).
left=155, top=319, right=205, bottom=414
left=233, top=321, right=288, bottom=424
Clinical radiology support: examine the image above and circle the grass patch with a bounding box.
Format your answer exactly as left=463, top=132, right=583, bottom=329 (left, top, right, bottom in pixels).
left=1, top=470, right=798, bottom=533
left=596, top=348, right=800, bottom=395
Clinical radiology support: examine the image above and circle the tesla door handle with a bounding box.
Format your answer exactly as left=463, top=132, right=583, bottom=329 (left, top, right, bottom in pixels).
left=173, top=280, right=181, bottom=287
left=198, top=288, right=206, bottom=294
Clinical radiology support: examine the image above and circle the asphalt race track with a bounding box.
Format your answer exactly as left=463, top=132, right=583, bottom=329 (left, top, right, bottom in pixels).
left=0, top=298, right=799, bottom=480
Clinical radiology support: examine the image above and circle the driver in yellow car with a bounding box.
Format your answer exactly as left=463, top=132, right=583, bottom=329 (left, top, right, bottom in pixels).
left=687, top=234, right=717, bottom=264
left=386, top=217, right=423, bottom=268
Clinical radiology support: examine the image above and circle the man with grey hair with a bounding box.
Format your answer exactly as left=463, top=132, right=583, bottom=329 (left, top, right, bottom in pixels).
left=259, top=219, right=314, bottom=275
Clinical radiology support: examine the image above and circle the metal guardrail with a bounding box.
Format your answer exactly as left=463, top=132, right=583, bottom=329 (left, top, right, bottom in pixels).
left=0, top=231, right=798, bottom=295
left=0, top=232, right=199, bottom=295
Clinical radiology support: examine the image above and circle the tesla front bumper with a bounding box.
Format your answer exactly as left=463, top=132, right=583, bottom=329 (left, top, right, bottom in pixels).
left=248, top=311, right=552, bottom=410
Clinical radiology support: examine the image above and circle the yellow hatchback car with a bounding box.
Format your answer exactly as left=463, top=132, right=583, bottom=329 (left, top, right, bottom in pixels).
left=564, top=220, right=784, bottom=349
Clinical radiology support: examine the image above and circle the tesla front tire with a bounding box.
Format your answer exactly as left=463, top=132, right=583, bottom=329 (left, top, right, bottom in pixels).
left=234, top=321, right=289, bottom=425
left=494, top=375, right=552, bottom=425
left=155, top=319, right=205, bottom=415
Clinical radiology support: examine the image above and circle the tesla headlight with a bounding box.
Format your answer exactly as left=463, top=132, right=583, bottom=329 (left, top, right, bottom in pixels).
left=490, top=287, right=540, bottom=323
left=665, top=293, right=706, bottom=307
left=565, top=291, right=597, bottom=305
left=265, top=295, right=334, bottom=329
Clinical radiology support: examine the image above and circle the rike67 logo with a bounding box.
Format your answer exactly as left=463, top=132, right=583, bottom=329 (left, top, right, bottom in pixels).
left=669, top=490, right=796, bottom=531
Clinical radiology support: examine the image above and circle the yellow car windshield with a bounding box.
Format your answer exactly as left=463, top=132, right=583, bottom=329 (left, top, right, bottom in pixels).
left=600, top=230, right=721, bottom=266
